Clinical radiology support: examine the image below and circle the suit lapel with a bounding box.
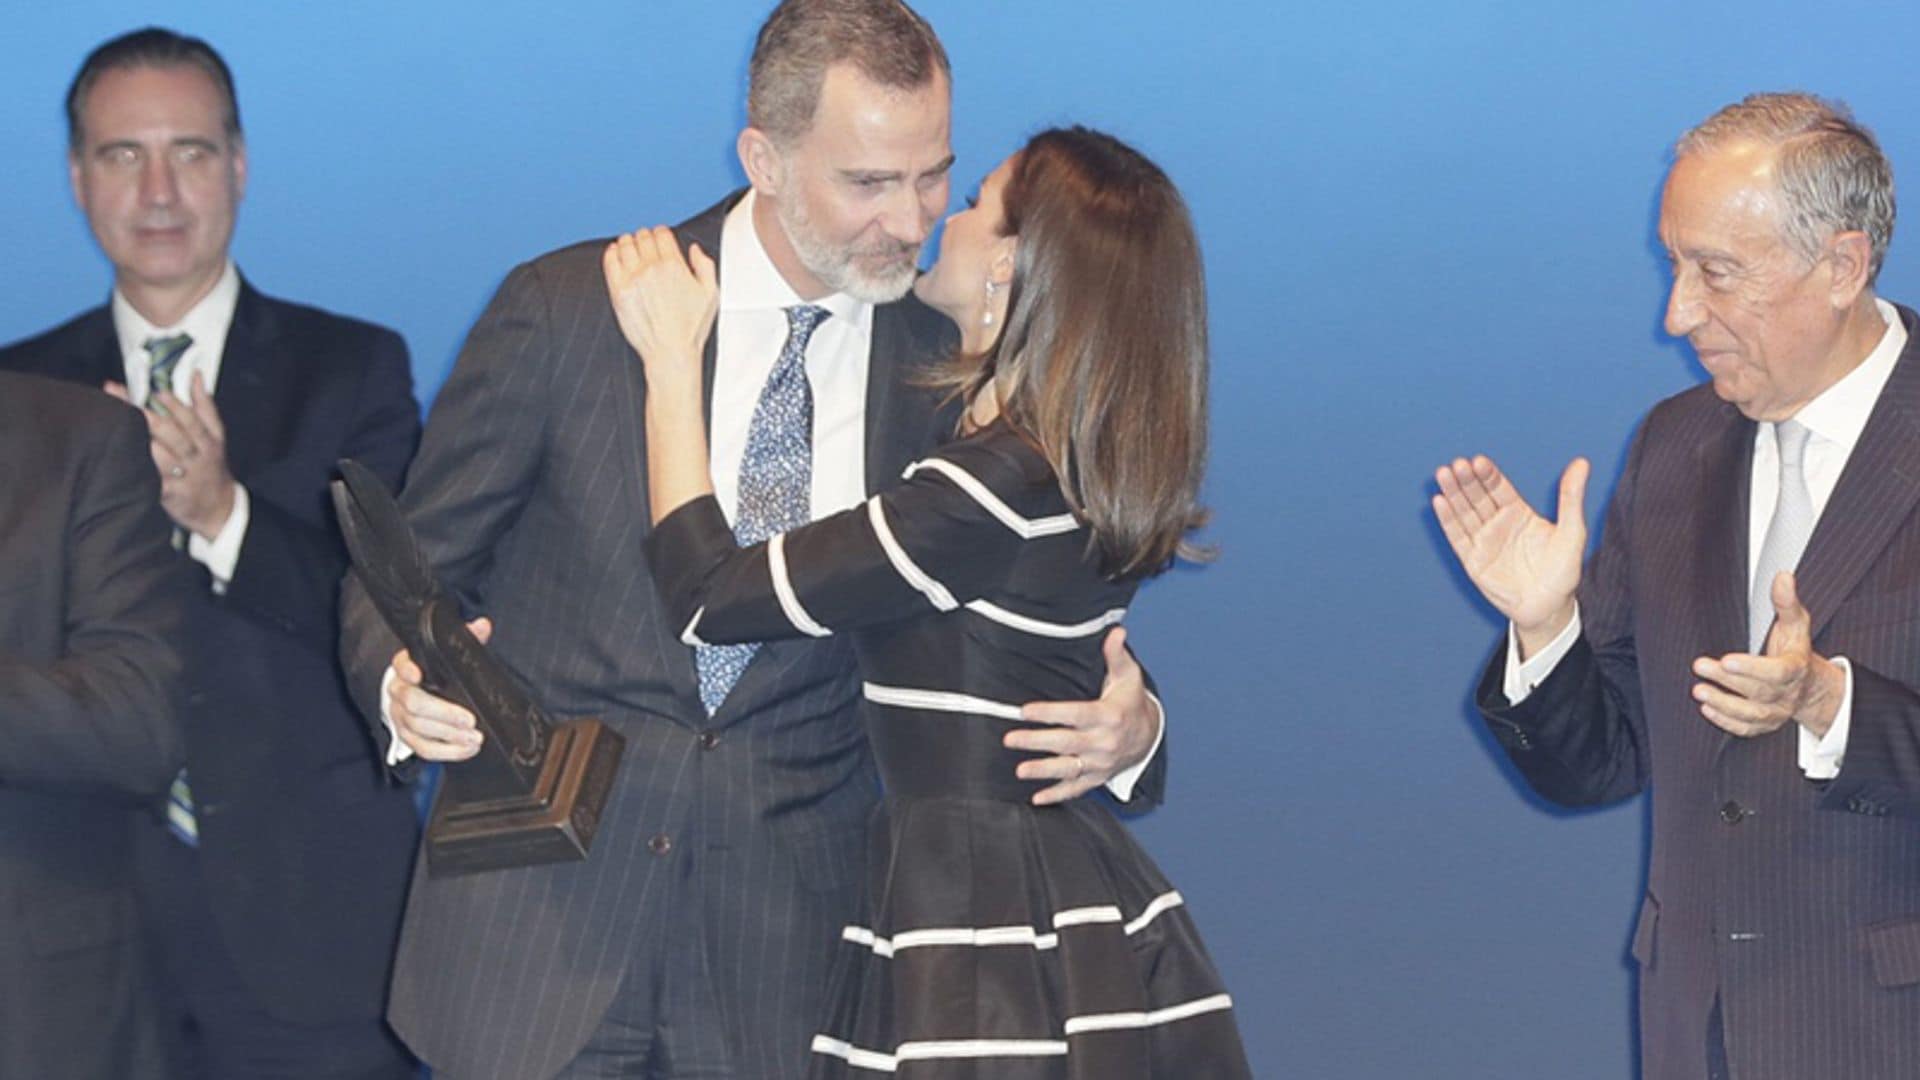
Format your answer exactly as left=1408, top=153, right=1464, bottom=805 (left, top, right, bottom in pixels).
left=624, top=194, right=741, bottom=713
left=1796, top=305, right=1920, bottom=642
left=1695, top=402, right=1755, bottom=657
left=215, top=283, right=291, bottom=482
left=864, top=303, right=919, bottom=494
left=68, top=306, right=122, bottom=389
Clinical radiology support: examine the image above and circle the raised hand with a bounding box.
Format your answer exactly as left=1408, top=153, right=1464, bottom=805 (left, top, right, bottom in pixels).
left=1432, top=455, right=1589, bottom=653
left=1690, top=571, right=1844, bottom=738
left=602, top=226, right=718, bottom=388
left=105, top=371, right=238, bottom=539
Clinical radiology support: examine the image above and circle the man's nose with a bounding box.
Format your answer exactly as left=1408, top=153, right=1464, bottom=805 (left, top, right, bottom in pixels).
left=1665, top=272, right=1704, bottom=338
left=881, top=185, right=934, bottom=247
left=139, top=155, right=179, bottom=208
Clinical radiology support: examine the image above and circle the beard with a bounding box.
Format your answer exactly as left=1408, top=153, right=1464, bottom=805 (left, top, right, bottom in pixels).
left=777, top=193, right=921, bottom=304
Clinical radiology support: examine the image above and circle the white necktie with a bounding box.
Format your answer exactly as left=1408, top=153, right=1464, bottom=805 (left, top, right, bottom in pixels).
left=1749, top=419, right=1814, bottom=651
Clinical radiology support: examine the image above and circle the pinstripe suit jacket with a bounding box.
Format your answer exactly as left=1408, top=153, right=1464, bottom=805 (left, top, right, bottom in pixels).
left=1478, top=303, right=1920, bottom=1080
left=339, top=192, right=963, bottom=1079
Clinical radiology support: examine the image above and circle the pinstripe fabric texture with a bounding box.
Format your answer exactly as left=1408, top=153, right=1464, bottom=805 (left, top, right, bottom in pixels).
left=339, top=192, right=957, bottom=1080
left=1478, top=304, right=1920, bottom=1080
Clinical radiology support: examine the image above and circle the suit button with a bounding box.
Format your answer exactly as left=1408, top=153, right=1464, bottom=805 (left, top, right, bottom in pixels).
left=699, top=732, right=721, bottom=751
left=1719, top=800, right=1748, bottom=824
left=647, top=833, right=673, bottom=856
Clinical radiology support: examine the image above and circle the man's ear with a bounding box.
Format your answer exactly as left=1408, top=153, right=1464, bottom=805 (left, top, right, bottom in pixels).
left=1825, top=229, right=1873, bottom=308
left=230, top=136, right=248, bottom=204
left=738, top=127, right=784, bottom=197
left=69, top=151, right=87, bottom=213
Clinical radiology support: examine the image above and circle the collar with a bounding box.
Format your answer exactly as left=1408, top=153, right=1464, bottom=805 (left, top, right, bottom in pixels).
left=718, top=190, right=866, bottom=326
left=111, top=260, right=242, bottom=361
left=1787, top=297, right=1908, bottom=453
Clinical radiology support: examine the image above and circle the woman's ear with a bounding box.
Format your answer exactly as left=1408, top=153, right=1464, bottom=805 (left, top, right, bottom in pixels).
left=988, top=236, right=1018, bottom=287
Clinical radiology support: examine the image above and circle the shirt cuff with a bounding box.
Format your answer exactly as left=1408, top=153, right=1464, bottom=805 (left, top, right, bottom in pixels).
left=1503, top=606, right=1583, bottom=705
left=1105, top=691, right=1165, bottom=803
left=380, top=666, right=416, bottom=767
left=187, top=483, right=250, bottom=593
left=1799, top=656, right=1853, bottom=780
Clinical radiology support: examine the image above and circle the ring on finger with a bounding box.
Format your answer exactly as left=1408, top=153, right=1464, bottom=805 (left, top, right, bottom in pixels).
left=1068, top=753, right=1085, bottom=780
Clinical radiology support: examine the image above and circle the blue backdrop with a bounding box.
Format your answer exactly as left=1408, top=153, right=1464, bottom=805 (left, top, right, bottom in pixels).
left=8, top=3, right=1920, bottom=1077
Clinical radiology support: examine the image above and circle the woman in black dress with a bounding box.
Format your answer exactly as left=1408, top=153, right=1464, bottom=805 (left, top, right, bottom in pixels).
left=606, top=126, right=1250, bottom=1078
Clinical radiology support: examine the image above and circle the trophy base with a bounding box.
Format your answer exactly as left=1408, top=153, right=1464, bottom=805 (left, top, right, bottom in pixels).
left=423, top=717, right=626, bottom=877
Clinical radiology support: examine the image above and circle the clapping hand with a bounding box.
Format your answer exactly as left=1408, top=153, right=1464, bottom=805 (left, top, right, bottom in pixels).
left=1431, top=455, right=1590, bottom=656
left=1690, top=571, right=1844, bottom=738
left=603, top=226, right=718, bottom=389
left=105, top=371, right=238, bottom=540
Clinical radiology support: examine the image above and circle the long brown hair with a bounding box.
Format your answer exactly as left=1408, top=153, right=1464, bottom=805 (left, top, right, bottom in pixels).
left=938, top=126, right=1210, bottom=580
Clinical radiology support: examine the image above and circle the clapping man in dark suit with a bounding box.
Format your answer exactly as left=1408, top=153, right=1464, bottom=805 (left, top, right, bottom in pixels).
left=340, top=2, right=1168, bottom=1077
left=0, top=28, right=421, bottom=1079
left=0, top=371, right=194, bottom=1079
left=1435, top=94, right=1920, bottom=1080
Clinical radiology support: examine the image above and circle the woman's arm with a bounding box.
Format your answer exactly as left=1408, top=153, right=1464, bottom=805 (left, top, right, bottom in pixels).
left=603, top=226, right=719, bottom=526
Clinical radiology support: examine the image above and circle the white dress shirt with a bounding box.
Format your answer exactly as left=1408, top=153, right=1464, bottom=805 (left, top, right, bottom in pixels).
left=1507, top=299, right=1908, bottom=779
left=111, top=259, right=251, bottom=587
left=711, top=191, right=873, bottom=523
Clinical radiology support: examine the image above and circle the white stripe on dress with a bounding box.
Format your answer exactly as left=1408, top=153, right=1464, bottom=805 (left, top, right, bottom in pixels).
left=965, top=600, right=1127, bottom=639
left=810, top=994, right=1235, bottom=1070
left=768, top=533, right=831, bottom=637
left=679, top=607, right=708, bottom=646
left=811, top=1035, right=1070, bottom=1073
left=867, top=497, right=958, bottom=611
left=862, top=682, right=1025, bottom=721
left=844, top=923, right=1062, bottom=956
left=839, top=891, right=1185, bottom=959
left=1125, top=890, right=1187, bottom=935
left=1062, top=993, right=1236, bottom=1035
left=903, top=457, right=1079, bottom=538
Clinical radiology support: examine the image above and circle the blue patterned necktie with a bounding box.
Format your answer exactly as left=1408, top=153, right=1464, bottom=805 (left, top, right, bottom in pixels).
left=144, top=333, right=192, bottom=413
left=1749, top=419, right=1814, bottom=651
left=695, top=304, right=831, bottom=714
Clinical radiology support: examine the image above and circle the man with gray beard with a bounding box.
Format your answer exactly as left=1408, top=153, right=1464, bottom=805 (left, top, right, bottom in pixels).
left=339, top=2, right=1167, bottom=1077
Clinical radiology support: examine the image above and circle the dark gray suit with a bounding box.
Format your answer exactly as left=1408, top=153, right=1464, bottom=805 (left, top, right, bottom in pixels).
left=1479, top=303, right=1920, bottom=1080
left=340, top=193, right=963, bottom=1079
left=0, top=372, right=193, bottom=1078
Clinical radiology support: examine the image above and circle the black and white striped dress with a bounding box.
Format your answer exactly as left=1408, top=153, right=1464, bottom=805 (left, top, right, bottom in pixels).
left=646, top=423, right=1251, bottom=1078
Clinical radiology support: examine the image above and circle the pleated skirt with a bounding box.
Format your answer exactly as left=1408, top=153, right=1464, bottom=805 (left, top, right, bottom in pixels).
left=806, top=796, right=1253, bottom=1078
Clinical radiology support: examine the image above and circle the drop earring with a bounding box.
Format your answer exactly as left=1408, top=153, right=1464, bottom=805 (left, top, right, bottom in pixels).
left=982, top=279, right=998, bottom=327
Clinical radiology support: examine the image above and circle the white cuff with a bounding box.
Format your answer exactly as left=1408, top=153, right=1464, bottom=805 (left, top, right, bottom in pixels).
left=380, top=666, right=416, bottom=767
left=1799, top=656, right=1853, bottom=780
left=1503, top=606, right=1583, bottom=705
left=187, top=483, right=250, bottom=594
left=1106, top=691, right=1165, bottom=803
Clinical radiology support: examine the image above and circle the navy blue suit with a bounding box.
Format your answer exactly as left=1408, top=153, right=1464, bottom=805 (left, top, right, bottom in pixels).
left=0, top=281, right=423, bottom=1070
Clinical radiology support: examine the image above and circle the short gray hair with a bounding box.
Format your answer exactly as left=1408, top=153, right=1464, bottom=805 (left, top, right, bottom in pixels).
left=747, top=0, right=949, bottom=145
left=1676, top=92, right=1895, bottom=284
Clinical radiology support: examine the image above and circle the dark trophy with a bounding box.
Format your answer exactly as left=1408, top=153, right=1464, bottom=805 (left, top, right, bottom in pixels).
left=331, top=459, right=625, bottom=877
